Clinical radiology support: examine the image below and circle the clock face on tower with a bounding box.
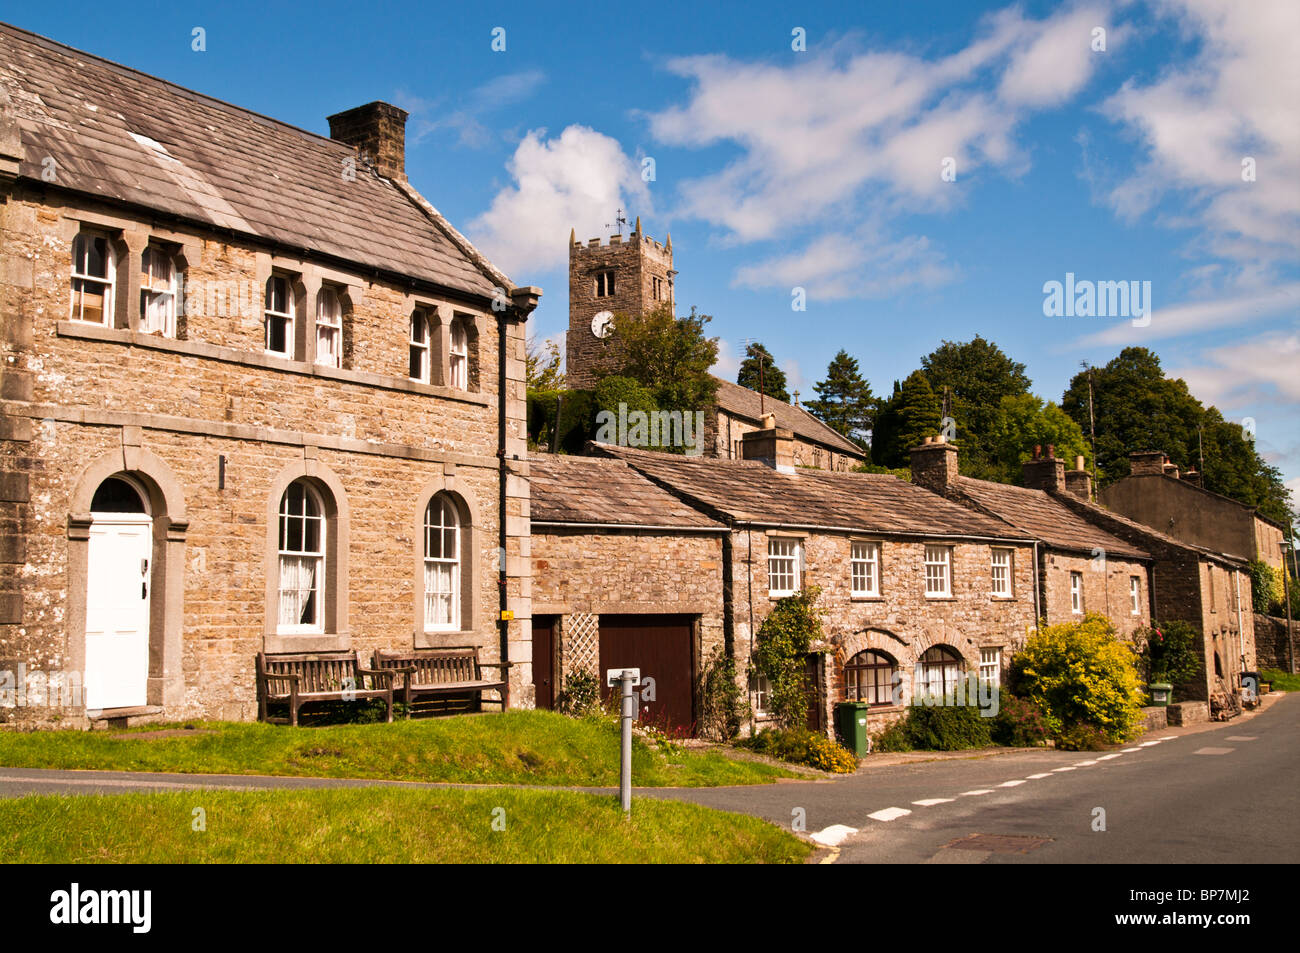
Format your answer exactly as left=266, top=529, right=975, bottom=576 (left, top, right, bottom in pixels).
left=591, top=311, right=614, bottom=339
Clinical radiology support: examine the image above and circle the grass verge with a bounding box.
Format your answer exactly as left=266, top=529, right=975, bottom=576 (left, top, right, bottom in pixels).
left=1261, top=668, right=1300, bottom=693
left=0, top=787, right=811, bottom=863
left=0, top=710, right=796, bottom=787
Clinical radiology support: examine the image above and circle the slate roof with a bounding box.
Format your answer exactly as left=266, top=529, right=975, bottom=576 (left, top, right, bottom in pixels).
left=529, top=454, right=724, bottom=530
left=0, top=22, right=501, bottom=298
left=953, top=477, right=1149, bottom=560
left=712, top=376, right=865, bottom=458
left=597, top=445, right=1031, bottom=541
left=1060, top=494, right=1248, bottom=568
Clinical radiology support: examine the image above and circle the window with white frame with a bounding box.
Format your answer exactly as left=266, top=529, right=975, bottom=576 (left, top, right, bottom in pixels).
left=980, top=647, right=1002, bottom=687
left=595, top=270, right=615, bottom=297
left=1130, top=575, right=1141, bottom=614
left=1070, top=571, right=1084, bottom=613
left=277, top=480, right=324, bottom=633
left=750, top=672, right=770, bottom=715
left=409, top=311, right=431, bottom=382
left=139, top=245, right=178, bottom=336
left=767, top=537, right=801, bottom=596
left=315, top=287, right=342, bottom=368
left=851, top=541, right=880, bottom=596
left=264, top=275, right=294, bottom=356
left=924, top=545, right=951, bottom=597
left=70, top=231, right=115, bottom=325
left=991, top=548, right=1013, bottom=598
left=449, top=320, right=469, bottom=391
left=918, top=646, right=962, bottom=698
left=423, top=495, right=461, bottom=631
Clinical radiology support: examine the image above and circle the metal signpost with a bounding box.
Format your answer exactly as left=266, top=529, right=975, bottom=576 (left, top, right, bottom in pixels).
left=607, top=668, right=640, bottom=815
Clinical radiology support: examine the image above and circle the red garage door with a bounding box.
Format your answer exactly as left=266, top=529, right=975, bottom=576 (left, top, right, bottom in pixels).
left=598, top=615, right=695, bottom=735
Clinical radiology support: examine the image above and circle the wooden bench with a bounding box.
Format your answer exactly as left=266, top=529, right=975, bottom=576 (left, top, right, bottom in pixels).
left=256, top=651, right=395, bottom=726
left=371, top=647, right=506, bottom=717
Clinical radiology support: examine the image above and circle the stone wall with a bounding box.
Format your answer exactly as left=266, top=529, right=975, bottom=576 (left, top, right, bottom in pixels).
left=1041, top=550, right=1151, bottom=634
left=731, top=528, right=1037, bottom=735
left=0, top=187, right=530, bottom=726
left=1253, top=615, right=1296, bottom=671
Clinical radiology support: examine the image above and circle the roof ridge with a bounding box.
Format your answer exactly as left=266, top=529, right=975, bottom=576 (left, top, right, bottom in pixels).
left=0, top=20, right=344, bottom=150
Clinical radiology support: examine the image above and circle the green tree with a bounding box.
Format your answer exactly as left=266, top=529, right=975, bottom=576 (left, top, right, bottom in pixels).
left=806, top=350, right=873, bottom=446
left=920, top=336, right=1032, bottom=480
left=988, top=394, right=1090, bottom=485
left=873, top=371, right=942, bottom=467
left=592, top=375, right=657, bottom=420
left=1061, top=347, right=1292, bottom=522
left=602, top=304, right=719, bottom=413
left=525, top=335, right=565, bottom=391
left=736, top=342, right=790, bottom=403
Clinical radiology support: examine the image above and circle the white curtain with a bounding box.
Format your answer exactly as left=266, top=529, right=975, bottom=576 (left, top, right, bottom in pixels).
left=279, top=555, right=319, bottom=626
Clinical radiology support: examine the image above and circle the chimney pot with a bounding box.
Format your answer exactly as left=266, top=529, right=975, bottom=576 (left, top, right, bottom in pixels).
left=327, top=101, right=409, bottom=180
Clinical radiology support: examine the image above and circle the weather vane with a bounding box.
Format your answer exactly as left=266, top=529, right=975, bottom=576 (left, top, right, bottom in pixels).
left=606, top=208, right=629, bottom=238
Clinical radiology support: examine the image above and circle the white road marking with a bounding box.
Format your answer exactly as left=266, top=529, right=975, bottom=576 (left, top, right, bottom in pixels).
left=1122, top=748, right=1142, bottom=752
left=1193, top=747, right=1234, bottom=755
left=1139, top=741, right=1161, bottom=747
left=1226, top=736, right=1257, bottom=742
left=998, top=779, right=1026, bottom=787
left=912, top=798, right=954, bottom=806
left=867, top=807, right=912, bottom=822
left=1025, top=773, right=1052, bottom=779
left=959, top=789, right=994, bottom=796
left=810, top=824, right=859, bottom=846
left=1073, top=760, right=1099, bottom=766
left=1096, top=753, right=1122, bottom=760
left=1052, top=766, right=1077, bottom=772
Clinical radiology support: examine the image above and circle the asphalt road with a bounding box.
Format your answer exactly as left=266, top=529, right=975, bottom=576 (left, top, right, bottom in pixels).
left=643, top=694, right=1300, bottom=863
left=0, top=695, right=1293, bottom=864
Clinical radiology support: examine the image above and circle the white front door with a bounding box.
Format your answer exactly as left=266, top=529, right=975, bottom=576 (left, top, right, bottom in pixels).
left=84, top=516, right=153, bottom=710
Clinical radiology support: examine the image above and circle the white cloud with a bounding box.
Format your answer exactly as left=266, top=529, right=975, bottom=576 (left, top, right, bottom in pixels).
left=397, top=71, right=546, bottom=148
left=711, top=338, right=740, bottom=379
left=1099, top=0, right=1300, bottom=275
left=1172, top=330, right=1300, bottom=407
left=1073, top=282, right=1300, bottom=348
left=646, top=3, right=1112, bottom=295
left=468, top=125, right=652, bottom=276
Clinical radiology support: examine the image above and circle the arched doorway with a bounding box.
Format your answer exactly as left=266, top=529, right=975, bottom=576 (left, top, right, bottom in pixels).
left=84, top=475, right=153, bottom=710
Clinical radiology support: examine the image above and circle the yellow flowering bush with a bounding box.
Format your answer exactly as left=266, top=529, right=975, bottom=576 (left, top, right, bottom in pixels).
left=1009, top=613, right=1145, bottom=745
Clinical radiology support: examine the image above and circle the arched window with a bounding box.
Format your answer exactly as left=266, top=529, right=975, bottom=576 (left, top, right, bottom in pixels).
left=140, top=245, right=179, bottom=337
left=845, top=650, right=896, bottom=706
left=277, top=480, right=324, bottom=632
left=918, top=645, right=963, bottom=697
left=315, top=287, right=342, bottom=368
left=423, top=495, right=461, bottom=630
left=71, top=231, right=115, bottom=325
left=409, top=310, right=431, bottom=383
left=449, top=320, right=468, bottom=390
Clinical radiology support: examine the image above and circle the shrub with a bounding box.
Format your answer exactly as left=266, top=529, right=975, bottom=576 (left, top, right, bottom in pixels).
left=870, top=718, right=913, bottom=752
left=1009, top=613, right=1145, bottom=744
left=741, top=727, right=857, bottom=773
left=1247, top=559, right=1282, bottom=614
left=696, top=647, right=749, bottom=741
left=1056, top=723, right=1111, bottom=751
left=1135, top=620, right=1204, bottom=689
left=900, top=703, right=992, bottom=751
left=991, top=694, right=1052, bottom=748
left=750, top=588, right=823, bottom=731
left=555, top=670, right=603, bottom=717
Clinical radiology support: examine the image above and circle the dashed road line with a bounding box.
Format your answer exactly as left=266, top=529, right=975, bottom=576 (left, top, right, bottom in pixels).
left=1025, top=773, right=1053, bottom=779
left=912, top=797, right=954, bottom=806
left=998, top=779, right=1026, bottom=787
left=959, top=789, right=994, bottom=796
left=1052, top=766, right=1078, bottom=772
left=1193, top=747, right=1234, bottom=755
left=867, top=807, right=912, bottom=822
left=1096, top=753, right=1122, bottom=760
left=1226, top=736, right=1257, bottom=742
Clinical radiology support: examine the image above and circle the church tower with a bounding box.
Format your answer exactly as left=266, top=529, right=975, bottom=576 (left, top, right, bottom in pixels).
left=566, top=217, right=675, bottom=388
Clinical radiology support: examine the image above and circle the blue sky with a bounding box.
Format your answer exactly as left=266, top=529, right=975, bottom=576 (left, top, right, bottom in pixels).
left=11, top=0, right=1298, bottom=504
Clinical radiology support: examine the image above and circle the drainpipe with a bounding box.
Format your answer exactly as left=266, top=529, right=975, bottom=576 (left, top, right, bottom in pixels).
left=496, top=308, right=510, bottom=708
left=1031, top=540, right=1043, bottom=634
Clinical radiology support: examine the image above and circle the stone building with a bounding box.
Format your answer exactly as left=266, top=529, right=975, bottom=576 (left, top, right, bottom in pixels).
left=0, top=23, right=538, bottom=726
left=528, top=454, right=727, bottom=730
left=911, top=440, right=1154, bottom=635
left=564, top=225, right=866, bottom=470
left=1101, top=450, right=1289, bottom=572
left=593, top=426, right=1037, bottom=737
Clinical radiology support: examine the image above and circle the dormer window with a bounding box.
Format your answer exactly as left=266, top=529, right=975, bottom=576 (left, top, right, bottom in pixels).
left=265, top=275, right=294, bottom=356
left=315, top=287, right=342, bottom=368
left=449, top=320, right=468, bottom=390
left=595, top=270, right=616, bottom=297
left=139, top=245, right=178, bottom=337
left=71, top=231, right=115, bottom=325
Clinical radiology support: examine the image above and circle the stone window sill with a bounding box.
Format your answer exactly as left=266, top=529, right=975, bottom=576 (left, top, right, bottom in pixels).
left=57, top=321, right=491, bottom=407
left=264, top=631, right=351, bottom=654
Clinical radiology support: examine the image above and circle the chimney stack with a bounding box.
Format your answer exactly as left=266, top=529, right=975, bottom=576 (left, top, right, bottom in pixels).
left=327, top=101, right=409, bottom=180
left=1022, top=443, right=1066, bottom=493
left=910, top=434, right=959, bottom=494
left=1182, top=468, right=1202, bottom=488
left=1162, top=460, right=1181, bottom=480
left=742, top=421, right=795, bottom=474
left=1129, top=450, right=1167, bottom=477
left=1065, top=454, right=1092, bottom=501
